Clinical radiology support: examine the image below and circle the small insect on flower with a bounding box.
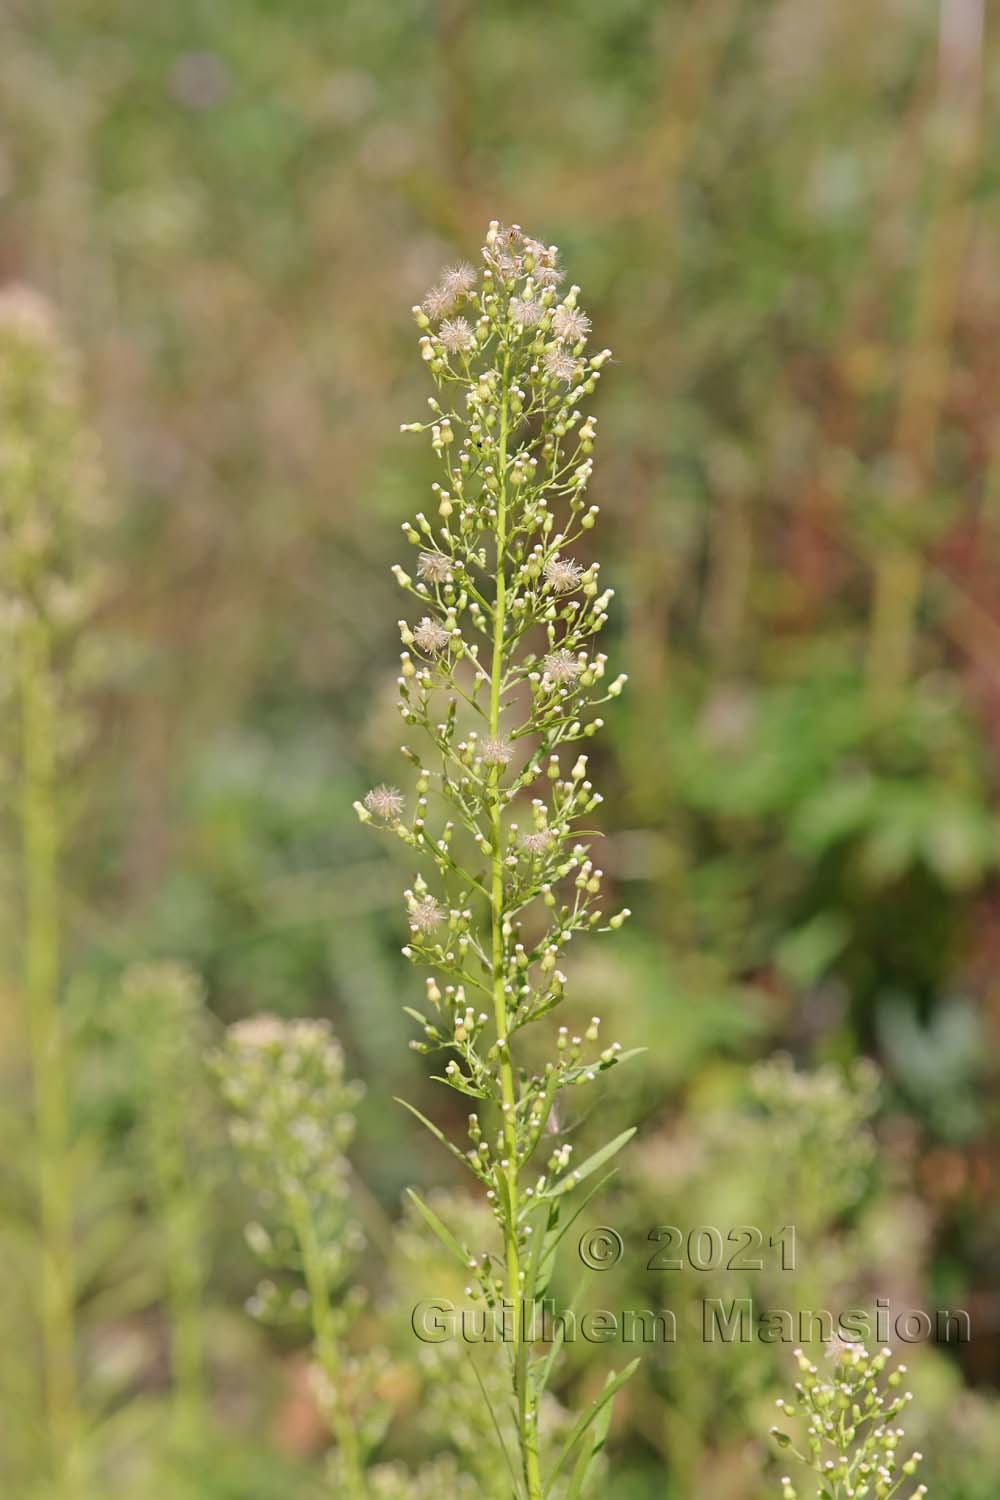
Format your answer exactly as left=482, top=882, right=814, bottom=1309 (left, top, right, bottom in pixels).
left=413, top=616, right=452, bottom=653
left=543, top=555, right=583, bottom=593
left=417, top=551, right=453, bottom=584
left=409, top=895, right=446, bottom=933
left=439, top=317, right=476, bottom=355
left=520, top=831, right=552, bottom=856
left=364, top=785, right=405, bottom=821
left=552, top=306, right=591, bottom=344
left=484, top=224, right=524, bottom=278
left=510, top=298, right=544, bottom=328
left=542, top=347, right=579, bottom=383
left=480, top=736, right=513, bottom=767
left=542, top=648, right=582, bottom=683
left=494, top=222, right=522, bottom=247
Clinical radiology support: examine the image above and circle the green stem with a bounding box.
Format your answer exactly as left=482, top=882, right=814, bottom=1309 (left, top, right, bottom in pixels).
left=18, top=617, right=81, bottom=1490
left=489, top=353, right=543, bottom=1500
left=158, top=1157, right=206, bottom=1453
left=291, top=1197, right=366, bottom=1498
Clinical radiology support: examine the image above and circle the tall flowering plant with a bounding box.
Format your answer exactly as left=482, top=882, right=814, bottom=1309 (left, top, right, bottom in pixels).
left=357, top=221, right=637, bottom=1498
left=0, top=288, right=104, bottom=1494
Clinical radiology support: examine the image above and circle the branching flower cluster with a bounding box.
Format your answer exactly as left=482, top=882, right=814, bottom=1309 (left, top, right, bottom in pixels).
left=771, top=1343, right=927, bottom=1499
left=357, top=221, right=636, bottom=1498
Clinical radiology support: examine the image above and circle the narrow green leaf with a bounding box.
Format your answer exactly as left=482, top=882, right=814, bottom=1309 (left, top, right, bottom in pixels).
left=535, top=1275, right=587, bottom=1397
left=538, top=1169, right=619, bottom=1288
left=603, top=1047, right=645, bottom=1068
left=566, top=1377, right=615, bottom=1500
left=524, top=1198, right=560, bottom=1307
left=544, top=1359, right=640, bottom=1494
left=467, top=1353, right=522, bottom=1497
left=395, top=1097, right=477, bottom=1173
left=548, top=1128, right=636, bottom=1198
left=429, top=1072, right=487, bottom=1099
left=405, top=1188, right=469, bottom=1270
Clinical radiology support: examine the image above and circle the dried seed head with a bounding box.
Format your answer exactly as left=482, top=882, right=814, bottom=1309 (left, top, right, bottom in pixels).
left=534, top=262, right=564, bottom=288
left=552, top=306, right=591, bottom=344
left=417, top=550, right=453, bottom=584
left=510, top=297, right=544, bottom=328
left=544, top=555, right=583, bottom=593
left=422, top=282, right=455, bottom=321
left=521, top=831, right=552, bottom=856
left=409, top=895, right=446, bottom=933
left=542, top=649, right=582, bottom=683
left=364, top=785, right=405, bottom=821
left=441, top=262, right=477, bottom=300
left=413, top=616, right=451, bottom=653
left=542, top=346, right=578, bottom=383
left=439, top=317, right=475, bottom=354
left=480, top=736, right=513, bottom=767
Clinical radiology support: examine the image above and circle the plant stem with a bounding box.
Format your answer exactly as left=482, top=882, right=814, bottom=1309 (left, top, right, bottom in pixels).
left=159, top=1159, right=206, bottom=1453
left=489, top=352, right=543, bottom=1500
left=291, top=1197, right=365, bottom=1498
left=18, top=616, right=81, bottom=1491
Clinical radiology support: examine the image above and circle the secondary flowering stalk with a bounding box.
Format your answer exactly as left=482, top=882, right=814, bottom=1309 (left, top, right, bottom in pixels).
left=358, top=222, right=636, bottom=1498
left=771, top=1343, right=927, bottom=1499
left=215, top=1017, right=372, bottom=1498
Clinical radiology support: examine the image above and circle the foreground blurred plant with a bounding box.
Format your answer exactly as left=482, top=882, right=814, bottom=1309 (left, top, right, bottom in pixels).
left=356, top=220, right=635, bottom=1497
left=0, top=287, right=103, bottom=1492
left=771, top=1343, right=926, bottom=1499
left=214, top=1016, right=376, bottom=1497
left=118, top=962, right=213, bottom=1457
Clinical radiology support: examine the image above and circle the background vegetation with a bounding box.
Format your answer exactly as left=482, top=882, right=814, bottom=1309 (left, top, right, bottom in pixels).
left=0, top=1, right=997, bottom=1495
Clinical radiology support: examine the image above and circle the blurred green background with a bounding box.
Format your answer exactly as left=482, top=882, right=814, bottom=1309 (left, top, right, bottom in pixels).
left=1, top=0, right=998, bottom=1495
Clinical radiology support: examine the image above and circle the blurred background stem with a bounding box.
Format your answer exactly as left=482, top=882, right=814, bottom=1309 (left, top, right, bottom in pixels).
left=290, top=1196, right=366, bottom=1499
left=18, top=615, right=81, bottom=1493
left=867, top=0, right=983, bottom=710
left=153, top=1113, right=207, bottom=1454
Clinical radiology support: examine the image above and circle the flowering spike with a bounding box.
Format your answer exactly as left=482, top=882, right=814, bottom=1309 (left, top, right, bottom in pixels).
left=363, top=223, right=633, bottom=1498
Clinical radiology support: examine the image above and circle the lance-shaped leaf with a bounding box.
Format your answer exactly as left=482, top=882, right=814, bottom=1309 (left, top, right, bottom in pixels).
left=405, top=1188, right=470, bottom=1270
left=395, top=1097, right=480, bottom=1175
left=544, top=1358, right=640, bottom=1494
left=547, top=1127, right=636, bottom=1199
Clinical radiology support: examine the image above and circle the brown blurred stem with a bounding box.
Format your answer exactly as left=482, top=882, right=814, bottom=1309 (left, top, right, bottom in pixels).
left=867, top=0, right=983, bottom=707
left=626, top=0, right=746, bottom=704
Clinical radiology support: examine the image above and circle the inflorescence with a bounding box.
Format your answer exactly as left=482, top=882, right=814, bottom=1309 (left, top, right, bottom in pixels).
left=356, top=220, right=635, bottom=1499
left=771, top=1343, right=927, bottom=1500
